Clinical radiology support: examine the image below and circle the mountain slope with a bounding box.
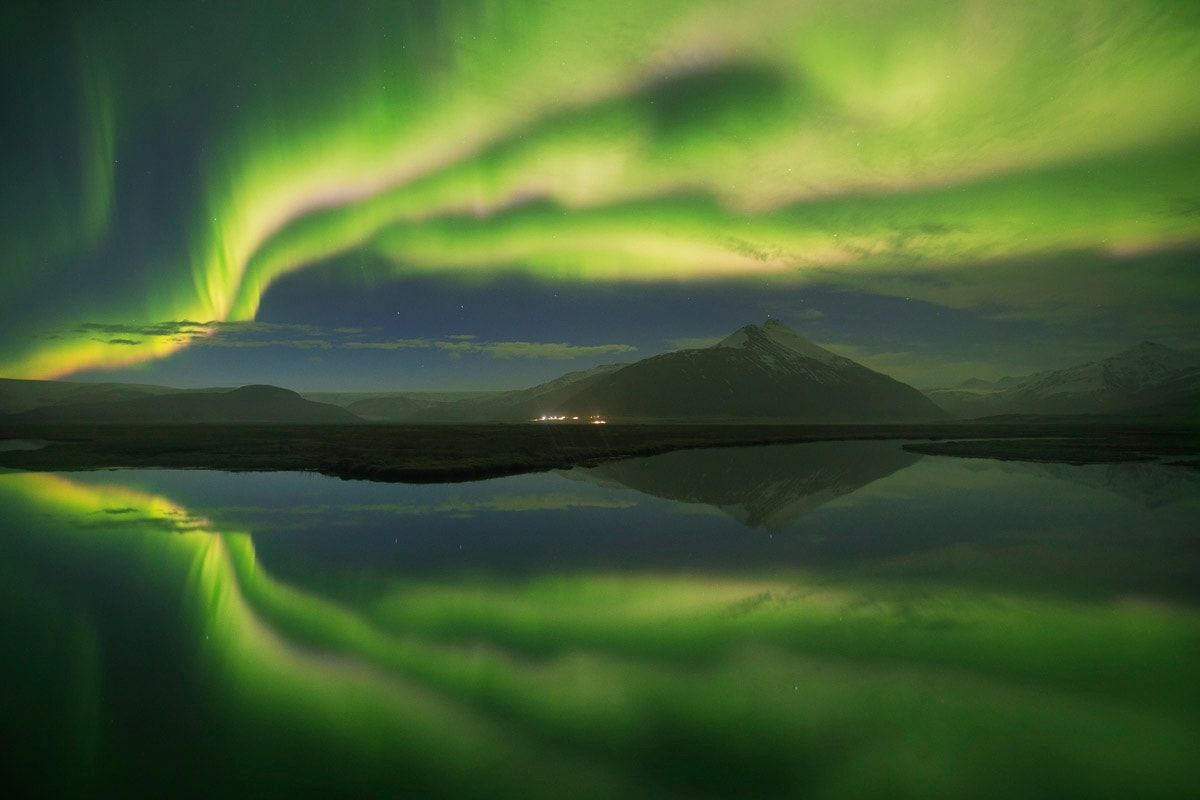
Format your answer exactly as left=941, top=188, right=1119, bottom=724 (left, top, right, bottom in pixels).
left=0, top=377, right=199, bottom=414
left=5, top=385, right=363, bottom=424
left=928, top=342, right=1200, bottom=418
left=409, top=363, right=629, bottom=422
left=552, top=320, right=947, bottom=422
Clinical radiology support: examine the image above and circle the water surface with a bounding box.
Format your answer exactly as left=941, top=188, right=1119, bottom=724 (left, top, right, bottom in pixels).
left=2, top=441, right=1197, bottom=798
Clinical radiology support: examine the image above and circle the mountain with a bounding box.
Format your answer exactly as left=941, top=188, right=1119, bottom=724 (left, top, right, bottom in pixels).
left=345, top=395, right=451, bottom=421
left=531, top=320, right=947, bottom=422
left=0, top=377, right=199, bottom=414
left=927, top=342, right=1200, bottom=419
left=4, top=385, right=363, bottom=424
left=405, top=363, right=629, bottom=423
left=299, top=391, right=496, bottom=419
left=405, top=320, right=944, bottom=423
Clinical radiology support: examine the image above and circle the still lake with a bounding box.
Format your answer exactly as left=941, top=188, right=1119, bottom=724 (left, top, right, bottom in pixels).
left=2, top=440, right=1198, bottom=798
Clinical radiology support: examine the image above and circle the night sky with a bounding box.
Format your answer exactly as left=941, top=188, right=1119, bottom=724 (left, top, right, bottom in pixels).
left=3, top=0, right=1198, bottom=391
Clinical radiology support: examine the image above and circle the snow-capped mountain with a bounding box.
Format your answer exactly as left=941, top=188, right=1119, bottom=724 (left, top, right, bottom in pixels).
left=927, top=342, right=1200, bottom=418
left=544, top=319, right=948, bottom=422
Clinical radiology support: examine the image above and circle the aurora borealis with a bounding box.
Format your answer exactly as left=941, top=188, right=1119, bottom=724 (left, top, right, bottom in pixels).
left=2, top=0, right=1198, bottom=389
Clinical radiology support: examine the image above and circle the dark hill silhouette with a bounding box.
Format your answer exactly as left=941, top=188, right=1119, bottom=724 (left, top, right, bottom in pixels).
left=0, top=377, right=199, bottom=414
left=5, top=384, right=363, bottom=424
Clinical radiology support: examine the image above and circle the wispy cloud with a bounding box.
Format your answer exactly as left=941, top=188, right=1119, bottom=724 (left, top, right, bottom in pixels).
left=344, top=338, right=432, bottom=350
left=190, top=338, right=334, bottom=350
left=476, top=341, right=636, bottom=360
left=67, top=320, right=635, bottom=361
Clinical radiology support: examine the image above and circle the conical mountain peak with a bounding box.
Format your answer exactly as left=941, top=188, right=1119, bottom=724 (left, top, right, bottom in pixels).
left=714, top=319, right=841, bottom=363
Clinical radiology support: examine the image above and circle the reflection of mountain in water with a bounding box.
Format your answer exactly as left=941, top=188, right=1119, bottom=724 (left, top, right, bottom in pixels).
left=993, top=460, right=1200, bottom=509
left=564, top=440, right=922, bottom=531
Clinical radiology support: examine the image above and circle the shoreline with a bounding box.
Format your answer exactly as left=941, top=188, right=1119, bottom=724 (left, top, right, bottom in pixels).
left=1, top=422, right=1197, bottom=483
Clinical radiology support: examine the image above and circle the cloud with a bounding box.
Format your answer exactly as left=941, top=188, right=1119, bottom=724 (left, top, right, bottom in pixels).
left=70, top=319, right=338, bottom=351
left=467, top=341, right=637, bottom=360
left=188, top=337, right=333, bottom=350
left=77, top=321, right=208, bottom=337
left=344, top=338, right=432, bottom=350
left=351, top=337, right=636, bottom=359
left=434, top=341, right=477, bottom=358
left=65, top=319, right=637, bottom=361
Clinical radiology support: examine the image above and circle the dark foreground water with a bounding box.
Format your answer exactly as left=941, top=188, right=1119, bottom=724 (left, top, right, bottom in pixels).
left=2, top=441, right=1198, bottom=798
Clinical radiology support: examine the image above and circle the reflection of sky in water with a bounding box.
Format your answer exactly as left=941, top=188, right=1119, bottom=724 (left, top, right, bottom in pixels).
left=74, top=444, right=1200, bottom=601
left=1, top=444, right=1199, bottom=798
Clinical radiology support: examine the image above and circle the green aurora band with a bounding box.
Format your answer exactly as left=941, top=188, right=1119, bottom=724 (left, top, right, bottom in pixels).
left=3, top=0, right=1199, bottom=377
left=2, top=469, right=1198, bottom=796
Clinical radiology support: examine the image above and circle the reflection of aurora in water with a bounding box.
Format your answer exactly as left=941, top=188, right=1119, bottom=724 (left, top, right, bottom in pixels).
left=2, top=469, right=1199, bottom=798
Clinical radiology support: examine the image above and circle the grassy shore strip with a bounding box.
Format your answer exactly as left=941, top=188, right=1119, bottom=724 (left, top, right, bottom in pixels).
left=1, top=423, right=1197, bottom=482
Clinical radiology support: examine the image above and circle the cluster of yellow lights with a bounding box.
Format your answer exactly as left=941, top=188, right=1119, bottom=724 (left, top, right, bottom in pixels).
left=535, top=414, right=606, bottom=424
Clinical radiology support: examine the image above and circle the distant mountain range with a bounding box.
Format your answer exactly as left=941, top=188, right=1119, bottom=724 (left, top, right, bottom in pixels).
left=0, top=377, right=220, bottom=415
left=926, top=342, right=1200, bottom=419
left=2, top=384, right=360, bottom=424
left=3, top=324, right=1194, bottom=424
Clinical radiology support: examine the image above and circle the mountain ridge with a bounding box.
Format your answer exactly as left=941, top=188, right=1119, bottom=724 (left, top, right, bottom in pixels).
left=3, top=384, right=362, bottom=424
left=927, top=342, right=1200, bottom=418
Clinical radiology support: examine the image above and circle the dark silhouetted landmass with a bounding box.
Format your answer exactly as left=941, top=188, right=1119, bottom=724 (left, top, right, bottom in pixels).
left=2, top=422, right=1196, bottom=483
left=0, top=377, right=204, bottom=414
left=3, top=385, right=362, bottom=424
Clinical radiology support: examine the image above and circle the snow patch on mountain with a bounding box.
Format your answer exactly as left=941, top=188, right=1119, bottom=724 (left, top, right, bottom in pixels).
left=1018, top=342, right=1200, bottom=399
left=926, top=341, right=1200, bottom=418
left=714, top=319, right=844, bottom=366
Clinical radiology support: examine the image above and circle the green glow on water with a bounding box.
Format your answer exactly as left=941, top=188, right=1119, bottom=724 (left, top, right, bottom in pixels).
left=1, top=469, right=1198, bottom=797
